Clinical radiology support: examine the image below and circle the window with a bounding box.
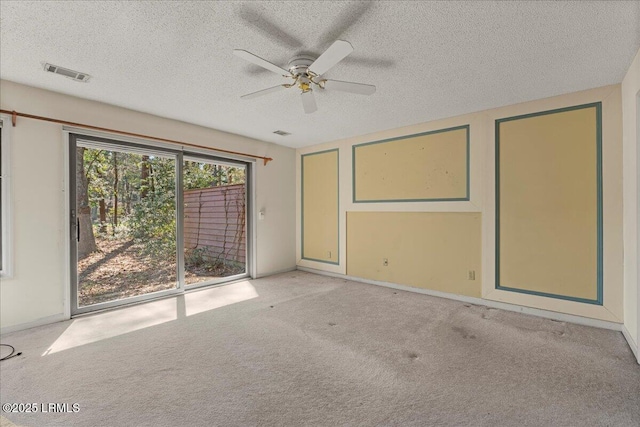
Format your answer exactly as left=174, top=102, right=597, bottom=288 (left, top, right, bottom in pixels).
left=69, top=133, right=252, bottom=314
left=0, top=116, right=12, bottom=277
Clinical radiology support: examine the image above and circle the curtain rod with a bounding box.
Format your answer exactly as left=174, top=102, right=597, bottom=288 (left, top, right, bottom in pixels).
left=0, top=109, right=273, bottom=165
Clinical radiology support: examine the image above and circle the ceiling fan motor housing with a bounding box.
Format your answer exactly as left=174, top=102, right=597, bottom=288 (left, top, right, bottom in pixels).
left=287, top=56, right=316, bottom=77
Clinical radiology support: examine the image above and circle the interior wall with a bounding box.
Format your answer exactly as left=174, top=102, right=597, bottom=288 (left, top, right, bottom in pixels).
left=0, top=80, right=296, bottom=331
left=622, top=47, right=640, bottom=360
left=301, top=150, right=339, bottom=263
left=497, top=105, right=599, bottom=302
left=347, top=212, right=481, bottom=297
left=297, top=84, right=623, bottom=324
left=352, top=126, right=468, bottom=202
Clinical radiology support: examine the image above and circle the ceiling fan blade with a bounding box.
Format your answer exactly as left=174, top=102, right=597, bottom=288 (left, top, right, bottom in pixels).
left=322, top=79, right=376, bottom=95
left=301, top=90, right=317, bottom=114
left=233, top=50, right=290, bottom=76
left=309, top=40, right=353, bottom=76
left=241, top=85, right=287, bottom=99
left=317, top=2, right=374, bottom=48
left=239, top=8, right=304, bottom=50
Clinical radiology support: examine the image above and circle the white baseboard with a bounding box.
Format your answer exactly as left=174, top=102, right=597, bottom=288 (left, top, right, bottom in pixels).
left=254, top=266, right=297, bottom=279
left=0, top=313, right=68, bottom=336
left=621, top=326, right=639, bottom=364
left=297, top=266, right=623, bottom=332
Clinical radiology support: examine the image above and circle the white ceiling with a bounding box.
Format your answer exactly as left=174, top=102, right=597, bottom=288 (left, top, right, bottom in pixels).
left=1, top=1, right=639, bottom=149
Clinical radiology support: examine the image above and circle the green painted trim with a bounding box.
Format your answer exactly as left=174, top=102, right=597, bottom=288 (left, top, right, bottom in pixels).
left=495, top=286, right=602, bottom=305
left=301, top=148, right=340, bottom=266
left=352, top=124, right=470, bottom=203
left=353, top=197, right=469, bottom=203
left=351, top=143, right=357, bottom=204
left=495, top=102, right=602, bottom=124
left=495, top=102, right=603, bottom=305
left=466, top=126, right=471, bottom=201
left=596, top=103, right=603, bottom=304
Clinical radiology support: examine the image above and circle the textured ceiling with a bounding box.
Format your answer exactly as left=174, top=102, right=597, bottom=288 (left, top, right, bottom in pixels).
left=1, top=1, right=639, bottom=148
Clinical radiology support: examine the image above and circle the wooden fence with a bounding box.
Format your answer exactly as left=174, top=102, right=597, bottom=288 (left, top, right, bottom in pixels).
left=184, top=184, right=246, bottom=263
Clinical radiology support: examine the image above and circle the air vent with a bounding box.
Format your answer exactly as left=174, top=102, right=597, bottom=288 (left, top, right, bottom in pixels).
left=43, top=63, right=91, bottom=82
left=273, top=130, right=291, bottom=136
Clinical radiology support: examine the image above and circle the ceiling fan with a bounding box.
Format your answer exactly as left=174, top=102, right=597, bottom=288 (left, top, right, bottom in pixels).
left=233, top=40, right=376, bottom=114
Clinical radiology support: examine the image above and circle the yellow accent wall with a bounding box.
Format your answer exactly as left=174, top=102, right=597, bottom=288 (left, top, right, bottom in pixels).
left=347, top=212, right=481, bottom=297
left=353, top=126, right=468, bottom=201
left=297, top=83, right=622, bottom=324
left=302, top=150, right=339, bottom=263
left=498, top=106, right=598, bottom=300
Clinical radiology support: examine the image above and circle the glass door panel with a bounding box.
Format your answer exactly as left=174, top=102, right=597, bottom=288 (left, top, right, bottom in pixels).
left=72, top=137, right=179, bottom=313
left=183, top=158, right=247, bottom=287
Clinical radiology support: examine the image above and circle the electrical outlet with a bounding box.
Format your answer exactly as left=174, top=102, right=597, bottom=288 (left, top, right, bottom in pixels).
left=468, top=270, right=476, bottom=280
left=383, top=258, right=389, bottom=266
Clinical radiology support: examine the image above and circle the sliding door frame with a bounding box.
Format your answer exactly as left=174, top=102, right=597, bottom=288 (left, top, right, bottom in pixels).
left=68, top=133, right=253, bottom=316
left=69, top=134, right=183, bottom=315
left=182, top=152, right=252, bottom=290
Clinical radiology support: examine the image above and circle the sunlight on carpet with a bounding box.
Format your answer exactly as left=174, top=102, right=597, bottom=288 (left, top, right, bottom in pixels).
left=42, top=281, right=258, bottom=355
left=184, top=280, right=258, bottom=316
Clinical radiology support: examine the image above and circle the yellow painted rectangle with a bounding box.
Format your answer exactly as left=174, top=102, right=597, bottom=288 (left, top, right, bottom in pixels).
left=497, top=105, right=599, bottom=301
left=347, top=212, right=481, bottom=297
left=302, top=150, right=339, bottom=263
left=353, top=126, right=468, bottom=202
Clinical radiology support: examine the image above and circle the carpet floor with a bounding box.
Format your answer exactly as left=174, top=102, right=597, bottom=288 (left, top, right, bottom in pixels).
left=1, top=271, right=639, bottom=426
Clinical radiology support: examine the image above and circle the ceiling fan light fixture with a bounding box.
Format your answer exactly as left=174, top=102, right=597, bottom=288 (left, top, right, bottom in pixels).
left=299, top=82, right=311, bottom=92
left=235, top=39, right=375, bottom=113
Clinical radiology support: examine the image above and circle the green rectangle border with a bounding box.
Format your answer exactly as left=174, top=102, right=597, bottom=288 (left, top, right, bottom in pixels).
left=301, top=148, right=340, bottom=265
left=352, top=124, right=470, bottom=203
left=495, top=102, right=603, bottom=305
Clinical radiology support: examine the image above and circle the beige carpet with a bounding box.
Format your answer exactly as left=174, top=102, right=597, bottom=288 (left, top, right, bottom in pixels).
left=1, top=271, right=639, bottom=426
left=0, top=415, right=21, bottom=427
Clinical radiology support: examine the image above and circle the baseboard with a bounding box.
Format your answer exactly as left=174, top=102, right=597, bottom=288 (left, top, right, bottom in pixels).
left=297, top=266, right=623, bottom=332
left=254, top=266, right=297, bottom=279
left=621, top=325, right=639, bottom=364
left=0, top=313, right=68, bottom=336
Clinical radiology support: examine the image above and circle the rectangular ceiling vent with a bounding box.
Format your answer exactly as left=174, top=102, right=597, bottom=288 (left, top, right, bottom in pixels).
left=273, top=130, right=291, bottom=136
left=43, top=63, right=91, bottom=82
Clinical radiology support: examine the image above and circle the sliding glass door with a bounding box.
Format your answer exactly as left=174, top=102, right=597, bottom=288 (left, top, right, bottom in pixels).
left=70, top=135, right=250, bottom=315
left=183, top=156, right=247, bottom=288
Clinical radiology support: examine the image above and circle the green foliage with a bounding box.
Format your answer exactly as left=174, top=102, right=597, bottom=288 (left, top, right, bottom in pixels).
left=129, top=199, right=176, bottom=257
left=184, top=247, right=210, bottom=268
left=82, top=149, right=245, bottom=259
left=128, top=157, right=176, bottom=257
left=93, top=220, right=130, bottom=240
left=184, top=247, right=245, bottom=277
left=183, top=161, right=245, bottom=190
